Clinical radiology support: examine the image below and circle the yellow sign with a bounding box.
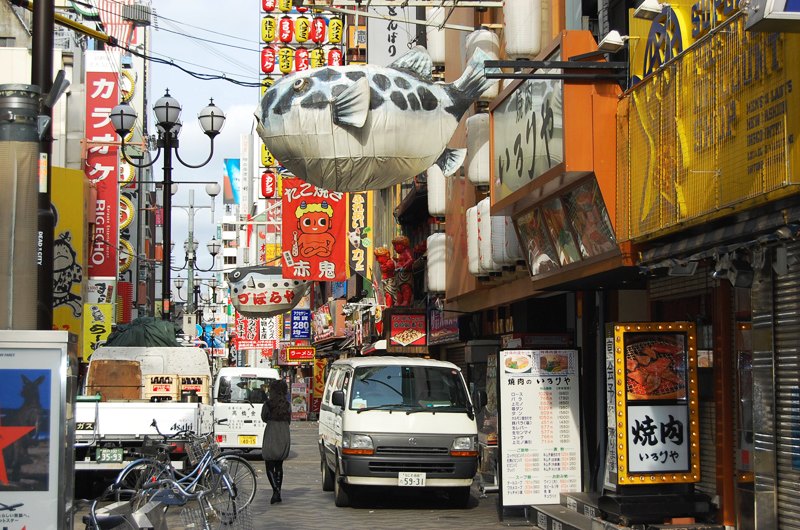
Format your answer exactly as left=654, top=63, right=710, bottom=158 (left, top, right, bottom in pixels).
left=52, top=167, right=89, bottom=353
left=83, top=303, right=113, bottom=361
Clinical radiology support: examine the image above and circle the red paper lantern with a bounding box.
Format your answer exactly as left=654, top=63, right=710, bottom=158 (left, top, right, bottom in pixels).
left=310, top=16, right=327, bottom=44
left=327, top=47, right=343, bottom=66
left=295, top=47, right=310, bottom=71
left=262, top=0, right=276, bottom=11
left=261, top=171, right=277, bottom=198
left=261, top=15, right=276, bottom=42
left=297, top=5, right=309, bottom=13
left=295, top=16, right=310, bottom=43
left=328, top=17, right=344, bottom=44
left=261, top=47, right=276, bottom=73
left=279, top=16, right=294, bottom=43
left=279, top=46, right=295, bottom=74
left=310, top=47, right=325, bottom=68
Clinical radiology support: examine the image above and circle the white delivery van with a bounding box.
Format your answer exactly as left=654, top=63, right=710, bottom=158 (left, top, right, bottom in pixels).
left=213, top=366, right=280, bottom=451
left=318, top=356, right=486, bottom=507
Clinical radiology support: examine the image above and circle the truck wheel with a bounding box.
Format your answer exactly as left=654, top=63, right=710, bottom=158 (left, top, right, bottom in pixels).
left=321, top=457, right=334, bottom=492
left=333, top=467, right=351, bottom=507
left=450, top=486, right=471, bottom=508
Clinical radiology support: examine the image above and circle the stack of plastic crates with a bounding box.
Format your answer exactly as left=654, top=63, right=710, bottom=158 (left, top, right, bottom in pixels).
left=187, top=433, right=220, bottom=466
left=180, top=504, right=253, bottom=529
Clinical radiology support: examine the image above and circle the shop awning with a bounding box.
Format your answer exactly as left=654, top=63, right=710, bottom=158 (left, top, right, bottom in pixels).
left=361, top=339, right=387, bottom=355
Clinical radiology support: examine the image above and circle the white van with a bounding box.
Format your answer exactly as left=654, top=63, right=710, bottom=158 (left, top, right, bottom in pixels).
left=212, top=366, right=280, bottom=451
left=318, top=356, right=486, bottom=507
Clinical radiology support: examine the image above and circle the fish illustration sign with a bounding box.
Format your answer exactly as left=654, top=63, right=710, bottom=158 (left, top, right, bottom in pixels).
left=255, top=46, right=500, bottom=191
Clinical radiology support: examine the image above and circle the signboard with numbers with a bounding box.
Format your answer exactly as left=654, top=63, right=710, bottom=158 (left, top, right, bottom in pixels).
left=291, top=309, right=311, bottom=339
left=498, top=349, right=581, bottom=506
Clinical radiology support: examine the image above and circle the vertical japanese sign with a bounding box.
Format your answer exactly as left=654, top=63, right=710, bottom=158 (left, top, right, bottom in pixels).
left=84, top=51, right=119, bottom=279
left=82, top=303, right=113, bottom=362
left=347, top=191, right=374, bottom=279
left=290, top=309, right=311, bottom=339
left=366, top=6, right=417, bottom=66
left=281, top=177, right=348, bottom=281
left=611, top=322, right=700, bottom=485
left=499, top=349, right=581, bottom=506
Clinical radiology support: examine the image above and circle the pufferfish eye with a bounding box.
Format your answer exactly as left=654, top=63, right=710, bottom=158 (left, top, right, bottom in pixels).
left=292, top=78, right=308, bottom=91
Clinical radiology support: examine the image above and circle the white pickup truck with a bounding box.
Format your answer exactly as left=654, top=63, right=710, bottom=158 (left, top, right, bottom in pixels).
left=74, top=346, right=214, bottom=471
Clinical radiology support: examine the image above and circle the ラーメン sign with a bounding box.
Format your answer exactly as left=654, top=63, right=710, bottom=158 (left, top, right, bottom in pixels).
left=286, top=346, right=315, bottom=363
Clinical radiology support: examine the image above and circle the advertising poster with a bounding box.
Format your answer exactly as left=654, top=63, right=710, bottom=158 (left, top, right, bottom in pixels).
left=388, top=312, right=427, bottom=347
left=290, top=309, right=311, bottom=339
left=291, top=381, right=308, bottom=421
left=84, top=51, right=120, bottom=279
left=82, top=303, right=113, bottom=362
left=223, top=158, right=241, bottom=205
left=347, top=191, right=374, bottom=279
left=499, top=349, right=581, bottom=506
left=0, top=342, right=63, bottom=528
left=52, top=167, right=88, bottom=340
left=281, top=177, right=348, bottom=281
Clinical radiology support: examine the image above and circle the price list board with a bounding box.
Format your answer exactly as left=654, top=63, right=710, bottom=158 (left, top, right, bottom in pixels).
left=498, top=349, right=581, bottom=506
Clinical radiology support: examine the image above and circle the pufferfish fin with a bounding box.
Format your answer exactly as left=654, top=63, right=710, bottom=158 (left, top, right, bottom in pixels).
left=333, top=76, right=370, bottom=129
left=435, top=147, right=467, bottom=177
left=389, top=46, right=433, bottom=79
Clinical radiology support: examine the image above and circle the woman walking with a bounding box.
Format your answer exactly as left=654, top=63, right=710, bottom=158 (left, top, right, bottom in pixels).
left=261, top=379, right=291, bottom=504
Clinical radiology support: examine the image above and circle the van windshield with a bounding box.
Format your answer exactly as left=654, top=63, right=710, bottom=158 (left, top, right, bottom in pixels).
left=217, top=376, right=277, bottom=404
left=350, top=365, right=469, bottom=413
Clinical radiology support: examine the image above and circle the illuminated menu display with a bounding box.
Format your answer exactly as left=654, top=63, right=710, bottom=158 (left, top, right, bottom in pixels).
left=499, top=349, right=581, bottom=506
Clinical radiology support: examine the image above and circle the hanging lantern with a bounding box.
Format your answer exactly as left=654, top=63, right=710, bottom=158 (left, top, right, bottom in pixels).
left=261, top=75, right=275, bottom=96
left=261, top=171, right=277, bottom=198
left=295, top=16, right=310, bottom=43
left=466, top=113, right=490, bottom=187
left=262, top=143, right=276, bottom=167
left=426, top=165, right=446, bottom=218
left=477, top=198, right=501, bottom=274
left=262, top=0, right=276, bottom=11
left=278, top=16, right=294, bottom=43
left=466, top=29, right=500, bottom=101
left=426, top=233, right=447, bottom=293
left=261, top=47, right=276, bottom=73
left=295, top=46, right=310, bottom=71
left=466, top=206, right=481, bottom=277
left=310, top=16, right=327, bottom=44
left=296, top=4, right=309, bottom=13
left=491, top=216, right=513, bottom=267
left=327, top=47, right=343, bottom=66
left=425, top=8, right=446, bottom=66
left=504, top=0, right=541, bottom=59
left=278, top=45, right=295, bottom=74
left=262, top=15, right=276, bottom=42
left=328, top=17, right=344, bottom=44
left=277, top=0, right=292, bottom=12
left=310, top=47, right=325, bottom=68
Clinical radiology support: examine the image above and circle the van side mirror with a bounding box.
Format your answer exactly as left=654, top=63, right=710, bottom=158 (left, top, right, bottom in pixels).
left=331, top=390, right=346, bottom=408
left=473, top=390, right=487, bottom=410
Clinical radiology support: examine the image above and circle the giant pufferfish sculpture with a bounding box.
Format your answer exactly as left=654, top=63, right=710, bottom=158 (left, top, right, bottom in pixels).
left=255, top=46, right=500, bottom=192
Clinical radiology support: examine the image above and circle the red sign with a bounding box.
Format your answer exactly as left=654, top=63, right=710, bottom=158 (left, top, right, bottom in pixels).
left=286, top=346, right=315, bottom=363
left=261, top=171, right=277, bottom=198
left=261, top=47, right=276, bottom=73
left=388, top=312, right=427, bottom=347
left=234, top=312, right=280, bottom=350
left=281, top=177, right=348, bottom=281
left=85, top=51, right=119, bottom=278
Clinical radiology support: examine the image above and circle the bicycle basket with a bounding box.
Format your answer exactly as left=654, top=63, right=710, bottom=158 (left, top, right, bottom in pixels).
left=187, top=433, right=220, bottom=465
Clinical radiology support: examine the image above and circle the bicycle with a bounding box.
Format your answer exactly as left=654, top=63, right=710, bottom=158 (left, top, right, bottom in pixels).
left=93, top=431, right=248, bottom=529
left=114, top=419, right=257, bottom=512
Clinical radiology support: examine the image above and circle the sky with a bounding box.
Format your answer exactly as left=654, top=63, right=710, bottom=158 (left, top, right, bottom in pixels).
left=147, top=0, right=261, bottom=297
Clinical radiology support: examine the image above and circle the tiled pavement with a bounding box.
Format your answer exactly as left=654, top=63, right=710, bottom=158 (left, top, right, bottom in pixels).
left=75, top=421, right=530, bottom=529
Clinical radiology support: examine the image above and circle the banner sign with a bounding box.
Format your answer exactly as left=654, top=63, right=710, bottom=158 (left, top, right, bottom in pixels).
left=223, top=158, right=241, bottom=205
left=346, top=191, right=374, bottom=279
left=84, top=50, right=120, bottom=279
left=291, top=309, right=311, bottom=339
left=82, top=303, right=113, bottom=362
left=286, top=346, right=315, bottom=363
left=499, top=349, right=581, bottom=506
left=281, top=177, right=348, bottom=281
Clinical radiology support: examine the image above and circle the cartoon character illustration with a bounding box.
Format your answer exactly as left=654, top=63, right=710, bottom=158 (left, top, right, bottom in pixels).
left=374, top=246, right=397, bottom=308
left=52, top=231, right=83, bottom=317
left=293, top=200, right=335, bottom=258
left=255, top=46, right=500, bottom=192
left=391, top=236, right=414, bottom=307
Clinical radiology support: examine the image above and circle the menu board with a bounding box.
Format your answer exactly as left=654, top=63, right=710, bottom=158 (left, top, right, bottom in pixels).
left=499, top=349, right=581, bottom=506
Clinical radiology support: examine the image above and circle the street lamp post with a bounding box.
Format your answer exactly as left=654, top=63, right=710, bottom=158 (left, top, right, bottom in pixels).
left=109, top=91, right=225, bottom=320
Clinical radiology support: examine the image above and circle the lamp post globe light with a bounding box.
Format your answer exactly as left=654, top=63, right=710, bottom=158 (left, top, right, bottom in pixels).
left=109, top=91, right=225, bottom=320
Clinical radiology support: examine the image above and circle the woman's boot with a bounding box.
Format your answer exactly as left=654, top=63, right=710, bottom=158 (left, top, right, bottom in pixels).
left=266, top=470, right=280, bottom=504
left=273, top=470, right=283, bottom=503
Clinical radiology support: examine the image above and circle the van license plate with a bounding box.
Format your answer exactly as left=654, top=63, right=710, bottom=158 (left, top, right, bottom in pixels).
left=238, top=435, right=257, bottom=445
left=97, top=447, right=124, bottom=463
left=398, top=472, right=426, bottom=487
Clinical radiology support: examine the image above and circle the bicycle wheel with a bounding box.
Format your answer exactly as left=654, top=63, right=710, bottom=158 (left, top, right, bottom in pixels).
left=200, top=467, right=238, bottom=526
left=215, top=455, right=257, bottom=510
left=114, top=458, right=173, bottom=510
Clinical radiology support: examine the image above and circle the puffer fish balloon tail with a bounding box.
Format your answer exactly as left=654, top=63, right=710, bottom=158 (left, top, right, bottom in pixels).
left=452, top=47, right=501, bottom=105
